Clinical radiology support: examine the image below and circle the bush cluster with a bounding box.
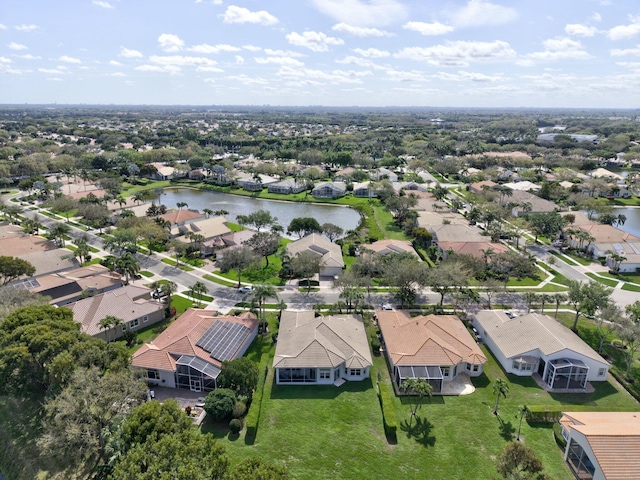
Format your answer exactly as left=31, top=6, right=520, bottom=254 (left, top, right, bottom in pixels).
left=377, top=381, right=397, bottom=440
left=244, top=362, right=270, bottom=440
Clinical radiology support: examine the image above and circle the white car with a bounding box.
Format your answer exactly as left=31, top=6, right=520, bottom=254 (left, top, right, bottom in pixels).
left=381, top=303, right=393, bottom=310
left=238, top=286, right=253, bottom=294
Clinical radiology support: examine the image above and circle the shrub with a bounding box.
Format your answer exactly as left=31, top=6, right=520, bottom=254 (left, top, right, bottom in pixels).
left=370, top=335, right=381, bottom=354
left=232, top=401, right=247, bottom=419
left=218, top=357, right=260, bottom=399
left=553, top=422, right=567, bottom=449
left=204, top=388, right=237, bottom=421
left=229, top=418, right=243, bottom=435
left=377, top=381, right=397, bottom=440
left=244, top=361, right=269, bottom=441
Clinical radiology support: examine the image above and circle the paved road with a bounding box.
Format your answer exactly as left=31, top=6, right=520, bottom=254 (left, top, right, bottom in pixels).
left=526, top=244, right=590, bottom=282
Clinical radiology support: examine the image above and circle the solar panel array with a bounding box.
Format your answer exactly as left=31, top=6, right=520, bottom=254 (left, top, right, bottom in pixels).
left=196, top=320, right=251, bottom=362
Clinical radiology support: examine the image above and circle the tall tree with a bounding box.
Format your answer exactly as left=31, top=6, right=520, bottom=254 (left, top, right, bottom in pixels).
left=251, top=283, right=278, bottom=332
left=566, top=280, right=612, bottom=331
left=493, top=378, right=509, bottom=415
left=382, top=253, right=429, bottom=308
left=496, top=442, right=549, bottom=480
left=0, top=256, right=36, bottom=285
left=218, top=246, right=260, bottom=288
left=428, top=260, right=471, bottom=308
left=49, top=222, right=71, bottom=247
left=245, top=231, right=280, bottom=267
left=217, top=357, right=259, bottom=398
left=400, top=378, right=433, bottom=427
left=516, top=405, right=531, bottom=441
left=116, top=252, right=140, bottom=285
left=290, top=251, right=324, bottom=293
left=237, top=210, right=278, bottom=232
left=321, top=222, right=343, bottom=242
left=190, top=280, right=208, bottom=308
left=287, top=217, right=322, bottom=238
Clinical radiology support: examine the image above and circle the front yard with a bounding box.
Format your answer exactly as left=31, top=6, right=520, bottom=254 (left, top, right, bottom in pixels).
left=208, top=336, right=638, bottom=480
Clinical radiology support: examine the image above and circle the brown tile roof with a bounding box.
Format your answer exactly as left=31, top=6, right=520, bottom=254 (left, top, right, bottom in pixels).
left=576, top=224, right=640, bottom=243
left=561, top=412, right=640, bottom=480
left=285, top=233, right=344, bottom=269
left=377, top=311, right=486, bottom=367
left=273, top=311, right=373, bottom=370
left=437, top=241, right=508, bottom=259
left=132, top=308, right=258, bottom=372
left=360, top=239, right=419, bottom=257
left=159, top=209, right=205, bottom=225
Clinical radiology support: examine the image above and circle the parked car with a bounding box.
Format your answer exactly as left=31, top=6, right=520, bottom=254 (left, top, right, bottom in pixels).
left=238, top=286, right=253, bottom=294
left=381, top=303, right=393, bottom=310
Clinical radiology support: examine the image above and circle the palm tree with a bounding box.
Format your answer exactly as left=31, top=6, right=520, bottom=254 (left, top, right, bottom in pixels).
left=98, top=316, right=113, bottom=342
left=516, top=405, right=531, bottom=441
left=132, top=191, right=146, bottom=205
left=116, top=196, right=127, bottom=209
left=251, top=283, right=279, bottom=333
left=493, top=378, right=509, bottom=415
left=401, top=378, right=433, bottom=427
left=176, top=201, right=188, bottom=210
left=161, top=281, right=178, bottom=309
left=99, top=315, right=124, bottom=343
left=49, top=222, right=71, bottom=247
left=191, top=281, right=208, bottom=308
left=203, top=208, right=213, bottom=219
left=117, top=252, right=140, bottom=284
left=553, top=293, right=567, bottom=319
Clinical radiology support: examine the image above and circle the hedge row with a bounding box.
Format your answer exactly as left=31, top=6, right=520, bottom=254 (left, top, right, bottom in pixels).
left=377, top=381, right=397, bottom=440
left=528, top=405, right=637, bottom=424
left=244, top=358, right=269, bottom=441
left=552, top=422, right=567, bottom=449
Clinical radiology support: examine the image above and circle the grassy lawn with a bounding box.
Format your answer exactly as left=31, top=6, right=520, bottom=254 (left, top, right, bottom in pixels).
left=172, top=294, right=195, bottom=316
left=216, top=256, right=286, bottom=286
left=549, top=250, right=580, bottom=267
left=203, top=273, right=238, bottom=287
left=563, top=252, right=594, bottom=266
left=506, top=276, right=543, bottom=287
left=139, top=270, right=154, bottom=278
left=537, top=283, right=569, bottom=292
left=206, top=331, right=638, bottom=480
left=622, top=283, right=640, bottom=292
left=372, top=204, right=407, bottom=240
left=586, top=272, right=619, bottom=287
left=161, top=258, right=194, bottom=271
left=185, top=291, right=214, bottom=303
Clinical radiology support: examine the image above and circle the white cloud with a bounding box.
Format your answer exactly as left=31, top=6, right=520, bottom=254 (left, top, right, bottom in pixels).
left=158, top=33, right=184, bottom=52
left=331, top=23, right=393, bottom=37
left=0, top=57, right=12, bottom=64
left=59, top=55, right=81, bottom=63
left=264, top=49, right=305, bottom=58
left=353, top=48, right=389, bottom=58
left=108, top=72, right=126, bottom=77
left=93, top=1, right=114, bottom=8
left=403, top=21, right=454, bottom=36
left=451, top=0, right=517, bottom=28
left=150, top=55, right=218, bottom=67
left=0, top=24, right=6, bottom=30
left=39, top=68, right=67, bottom=74
left=243, top=45, right=262, bottom=52
left=119, top=47, right=143, bottom=58
left=608, top=17, right=640, bottom=41
left=47, top=77, right=63, bottom=82
left=255, top=56, right=304, bottom=67
left=196, top=66, right=224, bottom=72
left=286, top=31, right=344, bottom=52
left=611, top=45, right=640, bottom=57
left=592, top=12, right=602, bottom=22
left=565, top=24, right=597, bottom=37
left=235, top=55, right=244, bottom=65
left=17, top=54, right=41, bottom=60
left=15, top=24, right=38, bottom=32
left=226, top=74, right=269, bottom=85
left=395, top=40, right=516, bottom=67
left=8, top=42, right=28, bottom=51
left=135, top=64, right=182, bottom=74
left=109, top=60, right=123, bottom=66
left=336, top=55, right=386, bottom=70
left=188, top=43, right=241, bottom=54
left=528, top=37, right=591, bottom=60
left=384, top=69, right=429, bottom=82
left=311, top=0, right=407, bottom=27
left=221, top=6, right=278, bottom=25
left=433, top=70, right=504, bottom=82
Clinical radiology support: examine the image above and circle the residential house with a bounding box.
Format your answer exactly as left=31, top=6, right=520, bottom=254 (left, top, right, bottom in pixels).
left=174, top=216, right=231, bottom=255
left=215, top=230, right=257, bottom=262
left=370, top=167, right=398, bottom=182
left=285, top=233, right=344, bottom=278
left=159, top=209, right=205, bottom=227
left=503, top=181, right=541, bottom=192
left=68, top=285, right=165, bottom=342
left=359, top=239, right=420, bottom=258
left=437, top=240, right=509, bottom=259
left=235, top=172, right=278, bottom=191
left=415, top=211, right=468, bottom=229
left=473, top=310, right=610, bottom=389
left=23, top=264, right=122, bottom=306
left=377, top=310, right=486, bottom=393
left=506, top=190, right=558, bottom=217
left=311, top=181, right=347, bottom=199
left=560, top=411, right=640, bottom=480
left=267, top=178, right=308, bottom=194
left=468, top=180, right=497, bottom=194
left=132, top=309, right=259, bottom=392
left=334, top=166, right=356, bottom=181
left=565, top=224, right=640, bottom=259
left=393, top=181, right=429, bottom=193
left=352, top=181, right=379, bottom=198
left=150, top=163, right=176, bottom=181
left=273, top=310, right=372, bottom=385
left=429, top=224, right=487, bottom=244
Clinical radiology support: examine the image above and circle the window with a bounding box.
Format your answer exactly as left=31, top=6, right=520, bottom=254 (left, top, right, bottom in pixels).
left=143, top=315, right=149, bottom=323
left=598, top=368, right=607, bottom=377
left=129, top=318, right=140, bottom=329
left=319, top=369, right=331, bottom=380
left=441, top=367, right=450, bottom=377
left=512, top=361, right=520, bottom=371
left=466, top=363, right=472, bottom=371
left=473, top=364, right=479, bottom=372
left=147, top=369, right=159, bottom=380
left=349, top=369, right=361, bottom=376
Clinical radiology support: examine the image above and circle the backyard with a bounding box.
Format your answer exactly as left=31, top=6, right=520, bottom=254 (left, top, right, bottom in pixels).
left=204, top=324, right=638, bottom=480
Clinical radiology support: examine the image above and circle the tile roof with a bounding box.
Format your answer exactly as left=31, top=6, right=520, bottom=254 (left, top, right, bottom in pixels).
left=285, top=233, right=344, bottom=268
left=174, top=216, right=231, bottom=241
left=474, top=310, right=609, bottom=365
left=429, top=224, right=487, bottom=243
left=159, top=209, right=205, bottom=225
left=68, top=285, right=164, bottom=337
left=377, top=311, right=486, bottom=367
left=360, top=239, right=419, bottom=257
left=561, top=412, right=640, bottom=480
left=575, top=224, right=640, bottom=243
left=273, top=311, right=373, bottom=370
left=132, top=309, right=258, bottom=372
left=437, top=241, right=509, bottom=259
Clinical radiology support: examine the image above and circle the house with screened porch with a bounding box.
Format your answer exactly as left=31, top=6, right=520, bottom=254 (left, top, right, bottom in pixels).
left=473, top=310, right=610, bottom=390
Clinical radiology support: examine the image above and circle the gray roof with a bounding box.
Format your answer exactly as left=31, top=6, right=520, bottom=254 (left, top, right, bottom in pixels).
left=474, top=310, right=609, bottom=365
left=69, top=285, right=164, bottom=337
left=285, top=233, right=344, bottom=268
left=430, top=224, right=486, bottom=243
left=273, top=311, right=373, bottom=369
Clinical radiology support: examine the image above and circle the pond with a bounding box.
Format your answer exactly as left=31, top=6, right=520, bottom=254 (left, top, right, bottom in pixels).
left=160, top=188, right=361, bottom=234
left=610, top=206, right=640, bottom=238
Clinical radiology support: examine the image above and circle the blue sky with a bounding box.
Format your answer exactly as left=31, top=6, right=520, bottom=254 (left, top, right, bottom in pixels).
left=2, top=0, right=640, bottom=108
